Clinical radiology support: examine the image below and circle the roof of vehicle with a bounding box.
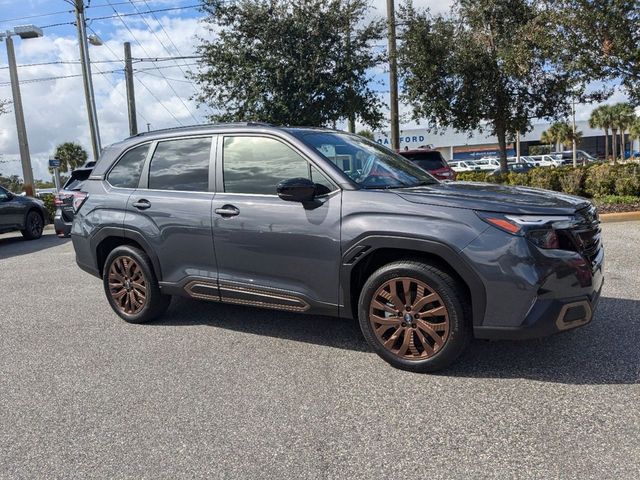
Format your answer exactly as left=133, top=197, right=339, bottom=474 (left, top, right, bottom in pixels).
left=399, top=148, right=440, bottom=154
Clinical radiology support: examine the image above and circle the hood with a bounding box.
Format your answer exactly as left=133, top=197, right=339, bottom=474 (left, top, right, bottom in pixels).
left=395, top=181, right=591, bottom=215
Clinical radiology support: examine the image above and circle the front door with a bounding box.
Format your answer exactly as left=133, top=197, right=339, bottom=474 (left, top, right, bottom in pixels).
left=126, top=135, right=217, bottom=285
left=0, top=187, right=23, bottom=228
left=212, top=134, right=342, bottom=314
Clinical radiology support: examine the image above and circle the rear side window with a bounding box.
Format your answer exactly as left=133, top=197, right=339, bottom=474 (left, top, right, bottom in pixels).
left=401, top=151, right=445, bottom=170
left=108, top=144, right=149, bottom=188
left=148, top=137, right=212, bottom=191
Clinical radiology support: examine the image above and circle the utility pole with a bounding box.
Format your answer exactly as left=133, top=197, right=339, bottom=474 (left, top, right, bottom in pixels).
left=74, top=0, right=101, bottom=161
left=1, top=26, right=42, bottom=197
left=571, top=96, right=577, bottom=167
left=386, top=0, right=400, bottom=151
left=516, top=131, right=521, bottom=163
left=124, top=42, right=138, bottom=136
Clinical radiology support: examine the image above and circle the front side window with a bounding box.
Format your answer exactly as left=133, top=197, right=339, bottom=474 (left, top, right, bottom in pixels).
left=148, top=137, right=212, bottom=191
left=299, top=132, right=439, bottom=189
left=223, top=136, right=312, bottom=195
left=108, top=144, right=149, bottom=188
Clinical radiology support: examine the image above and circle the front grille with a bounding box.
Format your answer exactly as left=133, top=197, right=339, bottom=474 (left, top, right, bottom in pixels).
left=570, top=204, right=602, bottom=266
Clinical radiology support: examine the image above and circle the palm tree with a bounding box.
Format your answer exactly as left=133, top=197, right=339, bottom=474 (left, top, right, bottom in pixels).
left=611, top=103, right=635, bottom=162
left=540, top=122, right=579, bottom=152
left=589, top=105, right=613, bottom=160
left=52, top=142, right=89, bottom=173
left=630, top=116, right=640, bottom=159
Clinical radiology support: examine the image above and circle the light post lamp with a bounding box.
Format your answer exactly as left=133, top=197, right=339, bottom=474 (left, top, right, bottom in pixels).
left=0, top=25, right=43, bottom=197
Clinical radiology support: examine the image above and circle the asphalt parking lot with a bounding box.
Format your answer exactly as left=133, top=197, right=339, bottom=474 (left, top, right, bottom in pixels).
left=1, top=223, right=639, bottom=479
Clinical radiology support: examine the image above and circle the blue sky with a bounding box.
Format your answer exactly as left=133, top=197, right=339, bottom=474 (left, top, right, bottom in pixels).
left=0, top=0, right=631, bottom=180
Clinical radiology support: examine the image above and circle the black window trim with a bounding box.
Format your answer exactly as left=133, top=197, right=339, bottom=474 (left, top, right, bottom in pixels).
left=215, top=133, right=340, bottom=197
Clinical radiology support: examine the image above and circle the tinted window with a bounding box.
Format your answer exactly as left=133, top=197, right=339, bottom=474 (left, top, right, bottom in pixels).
left=148, top=137, right=211, bottom=191
left=108, top=144, right=149, bottom=188
left=63, top=169, right=92, bottom=191
left=223, top=136, right=310, bottom=195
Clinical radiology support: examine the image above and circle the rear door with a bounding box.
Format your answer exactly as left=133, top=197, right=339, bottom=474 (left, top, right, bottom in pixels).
left=0, top=187, right=22, bottom=228
left=127, top=135, right=217, bottom=284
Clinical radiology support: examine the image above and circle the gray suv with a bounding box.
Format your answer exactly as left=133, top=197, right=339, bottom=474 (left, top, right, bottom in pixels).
left=71, top=124, right=604, bottom=372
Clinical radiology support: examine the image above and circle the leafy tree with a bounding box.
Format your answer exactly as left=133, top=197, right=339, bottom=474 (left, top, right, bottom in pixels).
left=52, top=142, right=88, bottom=173
left=399, top=0, right=578, bottom=173
left=356, top=129, right=375, bottom=140
left=541, top=122, right=582, bottom=151
left=193, top=0, right=384, bottom=128
left=546, top=0, right=640, bottom=104
left=630, top=116, right=640, bottom=154
left=589, top=105, right=615, bottom=159
left=0, top=174, right=23, bottom=193
left=0, top=99, right=9, bottom=116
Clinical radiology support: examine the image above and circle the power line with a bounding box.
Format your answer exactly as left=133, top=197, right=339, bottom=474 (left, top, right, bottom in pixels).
left=139, top=0, right=214, bottom=116
left=87, top=5, right=202, bottom=22
left=102, top=0, right=200, bottom=124
left=0, top=9, right=72, bottom=25
left=86, top=23, right=185, bottom=126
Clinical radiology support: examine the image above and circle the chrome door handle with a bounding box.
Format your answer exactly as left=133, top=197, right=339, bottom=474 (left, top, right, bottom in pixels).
left=132, top=199, right=151, bottom=210
left=215, top=205, right=240, bottom=217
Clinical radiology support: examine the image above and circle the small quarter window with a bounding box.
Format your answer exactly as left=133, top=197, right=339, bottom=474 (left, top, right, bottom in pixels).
left=107, top=144, right=149, bottom=188
left=148, top=137, right=212, bottom=191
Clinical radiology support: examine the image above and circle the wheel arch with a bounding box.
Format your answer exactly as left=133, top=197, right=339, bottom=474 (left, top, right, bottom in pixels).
left=340, top=235, right=486, bottom=326
left=92, top=227, right=162, bottom=280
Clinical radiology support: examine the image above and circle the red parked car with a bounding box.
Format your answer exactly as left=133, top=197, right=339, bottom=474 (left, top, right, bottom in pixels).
left=399, top=148, right=456, bottom=181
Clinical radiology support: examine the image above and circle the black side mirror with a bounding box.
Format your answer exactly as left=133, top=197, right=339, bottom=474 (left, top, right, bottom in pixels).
left=276, top=177, right=316, bottom=202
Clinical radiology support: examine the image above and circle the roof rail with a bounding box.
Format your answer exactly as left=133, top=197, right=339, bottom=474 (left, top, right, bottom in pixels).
left=131, top=121, right=275, bottom=138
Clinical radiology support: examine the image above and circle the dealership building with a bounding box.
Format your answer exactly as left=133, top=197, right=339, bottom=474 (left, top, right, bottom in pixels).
left=374, top=120, right=640, bottom=160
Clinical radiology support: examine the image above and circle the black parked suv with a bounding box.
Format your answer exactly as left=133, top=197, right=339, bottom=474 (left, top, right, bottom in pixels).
left=0, top=186, right=47, bottom=239
left=71, top=124, right=604, bottom=372
left=54, top=166, right=93, bottom=237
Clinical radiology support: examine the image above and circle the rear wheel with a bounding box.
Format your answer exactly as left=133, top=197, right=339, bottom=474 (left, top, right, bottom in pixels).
left=103, top=245, right=170, bottom=324
left=358, top=260, right=470, bottom=372
left=21, top=210, right=44, bottom=240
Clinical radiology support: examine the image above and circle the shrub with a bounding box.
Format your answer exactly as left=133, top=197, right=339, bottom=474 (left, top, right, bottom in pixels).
left=615, top=175, right=640, bottom=196
left=40, top=194, right=56, bottom=222
left=557, top=167, right=586, bottom=196
left=585, top=164, right=616, bottom=197
left=455, top=171, right=489, bottom=182
left=526, top=167, right=561, bottom=191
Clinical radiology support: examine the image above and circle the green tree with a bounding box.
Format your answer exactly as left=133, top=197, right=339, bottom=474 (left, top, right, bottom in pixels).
left=589, top=105, right=615, bottom=159
left=0, top=99, right=9, bottom=116
left=546, top=0, right=640, bottom=104
left=540, top=122, right=581, bottom=151
left=356, top=129, right=375, bottom=140
left=193, top=0, right=384, bottom=128
left=0, top=174, right=23, bottom=193
left=629, top=116, right=640, bottom=156
left=399, top=0, right=578, bottom=173
left=52, top=142, right=88, bottom=173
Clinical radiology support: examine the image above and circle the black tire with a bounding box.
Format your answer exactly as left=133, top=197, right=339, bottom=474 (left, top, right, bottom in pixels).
left=103, top=245, right=171, bottom=324
left=358, top=260, right=470, bottom=373
left=20, top=210, right=44, bottom=240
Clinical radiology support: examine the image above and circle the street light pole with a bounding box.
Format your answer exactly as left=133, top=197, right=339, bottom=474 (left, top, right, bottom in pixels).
left=1, top=27, right=41, bottom=197
left=74, top=0, right=102, bottom=161
left=124, top=42, right=138, bottom=136
left=386, top=0, right=400, bottom=151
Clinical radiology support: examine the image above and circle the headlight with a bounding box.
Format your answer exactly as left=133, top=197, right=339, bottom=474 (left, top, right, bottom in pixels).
left=476, top=211, right=574, bottom=249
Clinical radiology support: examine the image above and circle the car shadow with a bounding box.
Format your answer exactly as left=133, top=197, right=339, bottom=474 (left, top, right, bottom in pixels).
left=0, top=230, right=69, bottom=259
left=157, top=296, right=639, bottom=385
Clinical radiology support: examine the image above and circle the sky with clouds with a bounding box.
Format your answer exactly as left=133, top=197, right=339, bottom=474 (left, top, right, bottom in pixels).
left=0, top=0, right=631, bottom=181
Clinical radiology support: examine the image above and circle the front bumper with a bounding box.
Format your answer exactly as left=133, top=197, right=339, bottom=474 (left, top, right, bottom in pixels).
left=464, top=226, right=604, bottom=340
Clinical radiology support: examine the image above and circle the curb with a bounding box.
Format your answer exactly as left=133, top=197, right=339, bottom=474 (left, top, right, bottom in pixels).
left=599, top=211, right=640, bottom=223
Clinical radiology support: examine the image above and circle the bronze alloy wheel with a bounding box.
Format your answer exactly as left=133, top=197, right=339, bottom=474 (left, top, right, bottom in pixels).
left=368, top=276, right=450, bottom=360
left=108, top=256, right=147, bottom=315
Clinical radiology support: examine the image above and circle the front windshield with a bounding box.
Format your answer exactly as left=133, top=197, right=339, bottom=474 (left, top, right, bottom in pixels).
left=299, top=131, right=439, bottom=189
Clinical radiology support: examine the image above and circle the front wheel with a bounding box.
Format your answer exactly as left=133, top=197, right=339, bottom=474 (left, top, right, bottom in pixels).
left=103, top=245, right=171, bottom=324
left=21, top=210, right=44, bottom=240
left=358, top=260, right=470, bottom=373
